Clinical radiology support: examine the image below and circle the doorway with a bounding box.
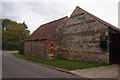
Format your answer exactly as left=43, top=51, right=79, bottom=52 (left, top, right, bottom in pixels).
left=109, top=32, right=120, bottom=64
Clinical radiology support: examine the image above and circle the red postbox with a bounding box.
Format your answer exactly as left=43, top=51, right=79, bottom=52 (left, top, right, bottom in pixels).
left=50, top=44, right=53, bottom=52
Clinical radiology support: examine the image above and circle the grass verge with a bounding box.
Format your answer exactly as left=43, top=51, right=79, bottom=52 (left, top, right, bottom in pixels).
left=15, top=53, right=109, bottom=70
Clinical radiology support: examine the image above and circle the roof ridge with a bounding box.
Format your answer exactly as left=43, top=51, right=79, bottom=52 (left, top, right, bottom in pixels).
left=40, top=16, right=68, bottom=27
left=76, top=6, right=120, bottom=32
left=29, top=16, right=68, bottom=38
left=25, top=16, right=68, bottom=41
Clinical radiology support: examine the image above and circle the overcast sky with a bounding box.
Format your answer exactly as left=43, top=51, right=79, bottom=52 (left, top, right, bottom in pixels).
left=1, top=0, right=120, bottom=34
left=118, top=1, right=120, bottom=28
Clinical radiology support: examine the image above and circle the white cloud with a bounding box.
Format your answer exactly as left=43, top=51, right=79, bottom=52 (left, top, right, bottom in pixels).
left=1, top=0, right=120, bottom=33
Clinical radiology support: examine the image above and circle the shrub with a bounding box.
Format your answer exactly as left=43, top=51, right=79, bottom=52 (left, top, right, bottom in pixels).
left=18, top=41, right=24, bottom=54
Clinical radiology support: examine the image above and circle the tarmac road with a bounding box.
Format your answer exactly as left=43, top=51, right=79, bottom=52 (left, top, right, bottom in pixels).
left=2, top=51, right=78, bottom=78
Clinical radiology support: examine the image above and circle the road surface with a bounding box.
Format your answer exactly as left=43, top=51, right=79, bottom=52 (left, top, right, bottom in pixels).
left=2, top=51, right=78, bottom=78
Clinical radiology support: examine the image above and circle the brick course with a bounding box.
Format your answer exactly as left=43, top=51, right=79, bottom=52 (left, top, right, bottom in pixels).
left=58, top=6, right=109, bottom=64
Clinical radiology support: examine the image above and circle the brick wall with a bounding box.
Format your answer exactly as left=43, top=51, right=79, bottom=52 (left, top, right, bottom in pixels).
left=58, top=7, right=109, bottom=64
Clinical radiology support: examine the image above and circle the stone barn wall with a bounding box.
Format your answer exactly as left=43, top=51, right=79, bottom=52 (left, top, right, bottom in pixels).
left=24, top=17, right=68, bottom=60
left=24, top=40, right=47, bottom=59
left=45, top=25, right=65, bottom=59
left=24, top=41, right=31, bottom=56
left=59, top=7, right=109, bottom=64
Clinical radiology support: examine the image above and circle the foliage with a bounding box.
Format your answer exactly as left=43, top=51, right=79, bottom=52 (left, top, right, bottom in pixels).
left=2, top=19, right=30, bottom=53
left=18, top=41, right=24, bottom=54
left=15, top=53, right=109, bottom=70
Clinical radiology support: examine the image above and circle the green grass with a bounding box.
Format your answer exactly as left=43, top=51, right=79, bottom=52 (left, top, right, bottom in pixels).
left=15, top=53, right=109, bottom=70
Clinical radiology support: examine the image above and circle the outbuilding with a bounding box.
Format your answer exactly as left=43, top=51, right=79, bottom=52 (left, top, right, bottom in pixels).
left=24, top=17, right=68, bottom=59
left=24, top=6, right=120, bottom=64
left=58, top=6, right=120, bottom=64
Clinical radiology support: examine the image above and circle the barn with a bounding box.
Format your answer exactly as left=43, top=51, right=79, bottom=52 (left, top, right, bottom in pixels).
left=58, top=6, right=120, bottom=64
left=24, top=6, right=120, bottom=64
left=24, top=16, right=68, bottom=60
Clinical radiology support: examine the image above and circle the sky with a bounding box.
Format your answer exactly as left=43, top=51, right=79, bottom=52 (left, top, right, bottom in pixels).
left=118, top=1, right=120, bottom=28
left=1, top=0, right=120, bottom=34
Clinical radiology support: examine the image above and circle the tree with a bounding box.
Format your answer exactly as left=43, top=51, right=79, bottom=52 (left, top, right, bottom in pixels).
left=2, top=19, right=30, bottom=54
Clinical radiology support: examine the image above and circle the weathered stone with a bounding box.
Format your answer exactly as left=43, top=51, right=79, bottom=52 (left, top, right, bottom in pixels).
left=58, top=6, right=110, bottom=64
left=24, top=6, right=120, bottom=64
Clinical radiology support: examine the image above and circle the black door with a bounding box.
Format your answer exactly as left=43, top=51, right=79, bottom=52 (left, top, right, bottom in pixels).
left=109, top=33, right=120, bottom=64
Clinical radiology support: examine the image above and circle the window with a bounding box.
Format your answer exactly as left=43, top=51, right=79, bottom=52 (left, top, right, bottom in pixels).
left=100, top=36, right=107, bottom=49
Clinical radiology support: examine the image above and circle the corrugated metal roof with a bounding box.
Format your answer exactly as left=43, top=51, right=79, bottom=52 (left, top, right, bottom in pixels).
left=25, top=16, right=68, bottom=41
